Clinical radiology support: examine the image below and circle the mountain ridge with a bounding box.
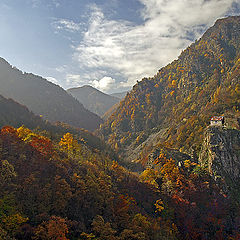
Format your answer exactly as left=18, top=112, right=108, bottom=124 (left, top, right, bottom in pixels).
left=0, top=94, right=50, bottom=130
left=0, top=58, right=102, bottom=131
left=98, top=15, right=240, bottom=161
left=67, top=85, right=121, bottom=117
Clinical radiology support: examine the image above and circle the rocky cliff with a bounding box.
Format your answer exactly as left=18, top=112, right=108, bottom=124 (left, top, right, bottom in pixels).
left=199, top=126, right=240, bottom=195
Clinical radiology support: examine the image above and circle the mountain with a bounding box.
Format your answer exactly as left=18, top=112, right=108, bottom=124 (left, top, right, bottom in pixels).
left=0, top=58, right=102, bottom=131
left=110, top=91, right=128, bottom=99
left=0, top=94, right=49, bottom=130
left=98, top=16, right=240, bottom=162
left=102, top=102, right=121, bottom=120
left=101, top=91, right=128, bottom=120
left=1, top=16, right=240, bottom=238
left=1, top=15, right=240, bottom=240
left=67, top=85, right=120, bottom=117
left=0, top=94, right=110, bottom=152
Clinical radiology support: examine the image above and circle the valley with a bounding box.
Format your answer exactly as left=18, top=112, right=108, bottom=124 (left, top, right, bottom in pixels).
left=0, top=15, right=239, bottom=240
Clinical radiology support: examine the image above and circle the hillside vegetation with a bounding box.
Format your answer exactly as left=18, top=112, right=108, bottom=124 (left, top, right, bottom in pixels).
left=0, top=94, right=109, bottom=152
left=1, top=125, right=239, bottom=239
left=1, top=15, right=240, bottom=240
left=99, top=16, right=240, bottom=159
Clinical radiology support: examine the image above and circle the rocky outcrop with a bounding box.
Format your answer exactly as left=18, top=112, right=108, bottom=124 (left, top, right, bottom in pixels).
left=199, top=126, right=240, bottom=193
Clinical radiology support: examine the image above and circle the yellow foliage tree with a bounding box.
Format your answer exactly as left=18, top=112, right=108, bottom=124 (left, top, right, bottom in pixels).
left=171, top=80, right=177, bottom=88
left=17, top=126, right=32, bottom=141
left=155, top=199, right=164, bottom=213
left=59, top=133, right=78, bottom=157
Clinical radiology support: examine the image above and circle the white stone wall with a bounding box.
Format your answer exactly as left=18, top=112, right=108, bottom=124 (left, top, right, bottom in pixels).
left=210, top=121, right=222, bottom=126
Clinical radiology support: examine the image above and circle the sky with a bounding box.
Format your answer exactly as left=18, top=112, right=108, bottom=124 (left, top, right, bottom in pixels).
left=0, top=0, right=239, bottom=93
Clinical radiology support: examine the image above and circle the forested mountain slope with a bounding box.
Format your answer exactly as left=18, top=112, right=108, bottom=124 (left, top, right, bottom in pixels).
left=0, top=95, right=50, bottom=130
left=0, top=58, right=102, bottom=131
left=67, top=85, right=120, bottom=117
left=99, top=16, right=240, bottom=160
left=1, top=15, right=240, bottom=240
left=1, top=125, right=239, bottom=239
left=0, top=94, right=109, bottom=152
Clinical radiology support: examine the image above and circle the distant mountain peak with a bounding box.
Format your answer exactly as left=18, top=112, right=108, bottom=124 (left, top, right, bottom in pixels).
left=70, top=85, right=95, bottom=90
left=67, top=85, right=120, bottom=117
left=0, top=58, right=102, bottom=131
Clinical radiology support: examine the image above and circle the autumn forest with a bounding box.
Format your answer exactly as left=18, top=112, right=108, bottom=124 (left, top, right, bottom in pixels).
left=0, top=16, right=240, bottom=240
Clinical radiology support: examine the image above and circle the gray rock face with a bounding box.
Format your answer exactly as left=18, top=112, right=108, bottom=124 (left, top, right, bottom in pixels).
left=199, top=126, right=240, bottom=190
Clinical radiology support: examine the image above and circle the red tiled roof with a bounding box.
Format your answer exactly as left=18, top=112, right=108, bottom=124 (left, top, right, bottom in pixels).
left=210, top=116, right=224, bottom=121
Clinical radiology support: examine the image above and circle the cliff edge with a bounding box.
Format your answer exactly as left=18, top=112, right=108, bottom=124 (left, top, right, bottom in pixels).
left=199, top=126, right=240, bottom=195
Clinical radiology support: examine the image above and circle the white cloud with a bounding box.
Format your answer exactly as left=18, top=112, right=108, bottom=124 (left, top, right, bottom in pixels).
left=66, top=74, right=83, bottom=83
left=73, top=0, right=240, bottom=89
left=31, top=0, right=60, bottom=9
left=52, top=0, right=60, bottom=8
left=55, top=65, right=68, bottom=73
left=53, top=19, right=81, bottom=32
left=65, top=74, right=88, bottom=88
left=91, top=76, right=116, bottom=92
